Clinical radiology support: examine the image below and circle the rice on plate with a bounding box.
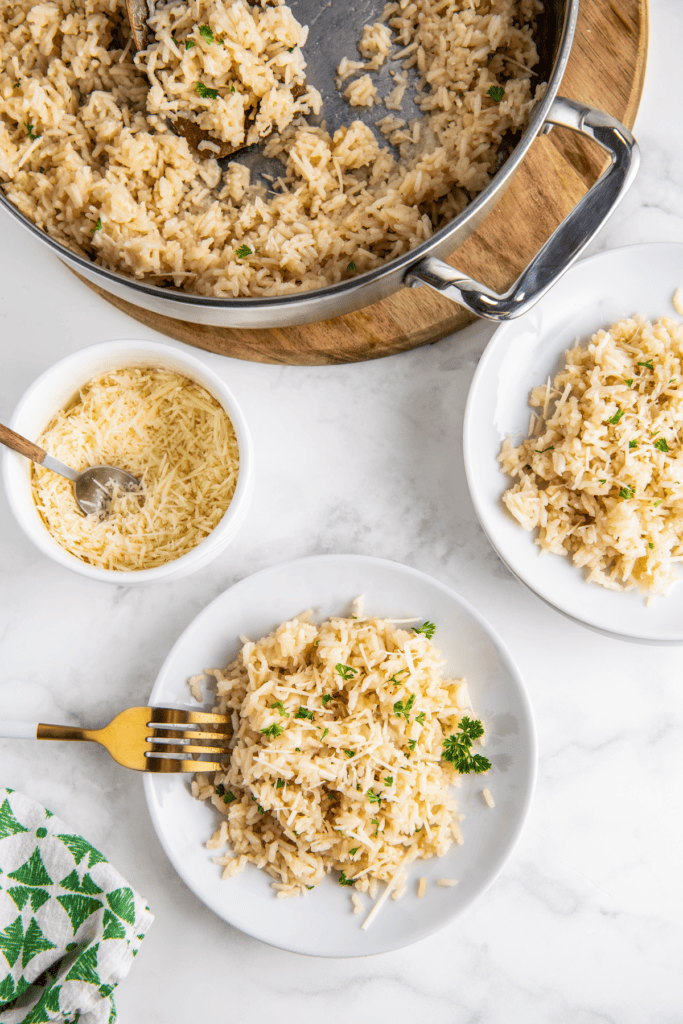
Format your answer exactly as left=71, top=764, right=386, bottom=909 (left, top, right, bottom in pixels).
left=498, top=310, right=683, bottom=598
left=0, top=0, right=545, bottom=296
left=190, top=600, right=491, bottom=918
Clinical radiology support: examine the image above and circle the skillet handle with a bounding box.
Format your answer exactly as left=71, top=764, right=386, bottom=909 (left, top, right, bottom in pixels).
left=403, top=97, right=640, bottom=321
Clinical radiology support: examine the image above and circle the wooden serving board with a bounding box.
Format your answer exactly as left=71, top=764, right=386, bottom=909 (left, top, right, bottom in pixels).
left=75, top=0, right=648, bottom=365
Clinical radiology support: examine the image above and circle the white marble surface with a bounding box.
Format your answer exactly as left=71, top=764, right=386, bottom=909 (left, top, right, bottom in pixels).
left=2, top=1, right=683, bottom=1019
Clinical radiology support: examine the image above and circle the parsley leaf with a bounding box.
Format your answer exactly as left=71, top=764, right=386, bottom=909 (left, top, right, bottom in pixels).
left=185, top=39, right=195, bottom=48
left=25, top=121, right=40, bottom=141
left=654, top=437, right=670, bottom=452
left=275, top=779, right=285, bottom=789
left=394, top=693, right=416, bottom=722
left=415, top=711, right=426, bottom=725
left=339, top=871, right=355, bottom=886
left=295, top=706, right=314, bottom=720
left=270, top=700, right=290, bottom=718
left=648, top=542, right=654, bottom=549
left=89, top=217, right=102, bottom=235
left=599, top=478, right=607, bottom=484
left=654, top=499, right=663, bottom=507
left=412, top=621, right=435, bottom=639
left=322, top=694, right=333, bottom=706
left=625, top=377, right=633, bottom=387
left=389, top=671, right=406, bottom=686
left=215, top=785, right=236, bottom=804
left=619, top=486, right=634, bottom=500
left=608, top=408, right=624, bottom=425
left=629, top=439, right=639, bottom=449
left=487, top=84, right=504, bottom=102
left=196, top=81, right=218, bottom=99
left=260, top=723, right=284, bottom=739
left=367, top=790, right=382, bottom=805
left=407, top=739, right=416, bottom=751
left=198, top=23, right=214, bottom=42
left=235, top=243, right=252, bottom=259
left=335, top=663, right=357, bottom=680
left=343, top=749, right=355, bottom=758
left=322, top=728, right=329, bottom=739
left=384, top=776, right=393, bottom=786
left=534, top=445, right=554, bottom=453
left=347, top=261, right=357, bottom=271
left=442, top=717, right=491, bottom=774
left=637, top=359, right=654, bottom=369
left=349, top=847, right=359, bottom=856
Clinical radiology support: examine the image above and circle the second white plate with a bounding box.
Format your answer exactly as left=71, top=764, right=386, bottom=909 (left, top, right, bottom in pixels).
left=464, top=242, right=683, bottom=645
left=143, top=554, right=535, bottom=957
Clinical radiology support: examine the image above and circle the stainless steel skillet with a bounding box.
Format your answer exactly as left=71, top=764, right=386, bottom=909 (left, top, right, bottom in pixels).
left=0, top=0, right=639, bottom=329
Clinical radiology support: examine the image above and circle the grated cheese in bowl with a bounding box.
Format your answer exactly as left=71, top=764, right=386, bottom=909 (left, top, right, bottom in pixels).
left=30, top=367, right=240, bottom=571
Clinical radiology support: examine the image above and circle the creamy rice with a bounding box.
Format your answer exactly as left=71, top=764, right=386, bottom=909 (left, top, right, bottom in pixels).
left=0, top=0, right=544, bottom=297
left=499, top=314, right=683, bottom=596
left=192, top=606, right=490, bottom=898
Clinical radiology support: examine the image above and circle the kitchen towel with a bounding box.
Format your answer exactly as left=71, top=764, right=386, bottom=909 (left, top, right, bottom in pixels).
left=0, top=788, right=153, bottom=1024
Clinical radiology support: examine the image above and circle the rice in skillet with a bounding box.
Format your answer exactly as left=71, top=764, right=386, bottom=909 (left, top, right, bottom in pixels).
left=0, top=0, right=545, bottom=296
left=191, top=607, right=490, bottom=899
left=498, top=313, right=683, bottom=596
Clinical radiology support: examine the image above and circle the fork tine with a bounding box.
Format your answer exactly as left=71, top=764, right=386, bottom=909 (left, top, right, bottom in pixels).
left=148, top=742, right=229, bottom=756
left=149, top=708, right=230, bottom=726
left=145, top=756, right=227, bottom=773
left=151, top=728, right=231, bottom=741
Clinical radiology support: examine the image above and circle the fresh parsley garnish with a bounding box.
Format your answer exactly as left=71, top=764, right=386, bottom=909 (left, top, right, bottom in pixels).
left=235, top=243, right=252, bottom=259
left=654, top=437, right=670, bottom=452
left=196, top=81, right=218, bottom=99
left=367, top=790, right=382, bottom=805
left=608, top=408, right=625, bottom=425
left=619, top=486, right=634, bottom=500
left=343, top=749, right=355, bottom=758
left=407, top=739, right=416, bottom=751
left=287, top=45, right=294, bottom=52
left=629, top=439, right=639, bottom=449
left=339, top=871, right=355, bottom=886
left=198, top=23, right=214, bottom=42
left=322, top=728, right=329, bottom=739
left=260, top=723, right=284, bottom=739
left=487, top=84, right=504, bottom=102
left=349, top=847, right=359, bottom=856
left=370, top=817, right=379, bottom=836
left=335, top=663, right=357, bottom=681
left=654, top=499, right=663, bottom=507
left=13, top=80, right=20, bottom=88
left=257, top=804, right=264, bottom=814
left=384, top=776, right=393, bottom=786
left=24, top=121, right=40, bottom=140
left=393, top=693, right=416, bottom=722
left=415, top=711, right=426, bottom=725
left=322, top=694, right=333, bottom=706
left=215, top=785, right=236, bottom=803
left=442, top=717, right=491, bottom=774
left=412, top=621, right=435, bottom=639
left=599, top=478, right=607, bottom=484
left=534, top=445, right=554, bottom=453
left=625, top=377, right=633, bottom=387
left=185, top=38, right=195, bottom=48
left=270, top=700, right=290, bottom=718
left=648, top=542, right=654, bottom=549
left=637, top=359, right=654, bottom=369
left=295, top=706, right=314, bottom=720
left=347, top=261, right=357, bottom=271
left=89, top=217, right=102, bottom=235
left=275, top=779, right=285, bottom=789
left=389, top=671, right=406, bottom=686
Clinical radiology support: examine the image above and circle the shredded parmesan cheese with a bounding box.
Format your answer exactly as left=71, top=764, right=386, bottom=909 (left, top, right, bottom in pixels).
left=31, top=368, right=239, bottom=570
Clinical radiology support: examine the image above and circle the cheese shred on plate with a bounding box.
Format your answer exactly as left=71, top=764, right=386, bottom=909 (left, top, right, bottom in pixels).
left=31, top=367, right=239, bottom=570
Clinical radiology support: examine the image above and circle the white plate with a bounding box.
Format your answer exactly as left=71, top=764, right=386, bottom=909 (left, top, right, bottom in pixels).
left=464, top=241, right=683, bottom=645
left=144, top=554, right=535, bottom=957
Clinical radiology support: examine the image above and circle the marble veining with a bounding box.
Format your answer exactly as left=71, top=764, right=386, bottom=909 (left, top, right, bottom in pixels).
left=2, top=1, right=683, bottom=1019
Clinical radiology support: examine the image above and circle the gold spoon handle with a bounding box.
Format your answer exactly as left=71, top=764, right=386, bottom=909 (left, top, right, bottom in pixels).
left=0, top=422, right=47, bottom=464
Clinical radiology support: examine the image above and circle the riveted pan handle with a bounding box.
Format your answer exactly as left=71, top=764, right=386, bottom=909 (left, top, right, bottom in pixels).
left=403, top=97, right=640, bottom=320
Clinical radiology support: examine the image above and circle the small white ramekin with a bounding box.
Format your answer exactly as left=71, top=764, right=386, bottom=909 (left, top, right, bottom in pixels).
left=2, top=339, right=254, bottom=584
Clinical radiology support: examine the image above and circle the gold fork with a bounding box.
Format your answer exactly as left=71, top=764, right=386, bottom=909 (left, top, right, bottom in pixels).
left=0, top=707, right=231, bottom=773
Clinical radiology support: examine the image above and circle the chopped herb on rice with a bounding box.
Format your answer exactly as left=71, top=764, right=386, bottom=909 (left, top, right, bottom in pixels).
left=194, top=608, right=487, bottom=898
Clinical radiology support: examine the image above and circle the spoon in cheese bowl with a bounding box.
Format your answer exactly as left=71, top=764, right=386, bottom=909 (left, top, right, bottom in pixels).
left=0, top=422, right=142, bottom=517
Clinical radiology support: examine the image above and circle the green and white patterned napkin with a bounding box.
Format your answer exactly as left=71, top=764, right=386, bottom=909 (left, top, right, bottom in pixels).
left=0, top=789, right=153, bottom=1024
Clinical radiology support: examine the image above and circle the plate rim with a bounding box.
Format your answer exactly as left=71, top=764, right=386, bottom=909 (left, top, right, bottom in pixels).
left=464, top=241, right=683, bottom=646
left=143, top=553, right=537, bottom=957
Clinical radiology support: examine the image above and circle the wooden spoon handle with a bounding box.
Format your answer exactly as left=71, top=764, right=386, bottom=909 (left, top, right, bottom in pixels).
left=0, top=423, right=47, bottom=464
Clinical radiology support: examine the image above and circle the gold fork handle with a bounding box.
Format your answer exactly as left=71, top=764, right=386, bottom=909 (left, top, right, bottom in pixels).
left=36, top=723, right=101, bottom=742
